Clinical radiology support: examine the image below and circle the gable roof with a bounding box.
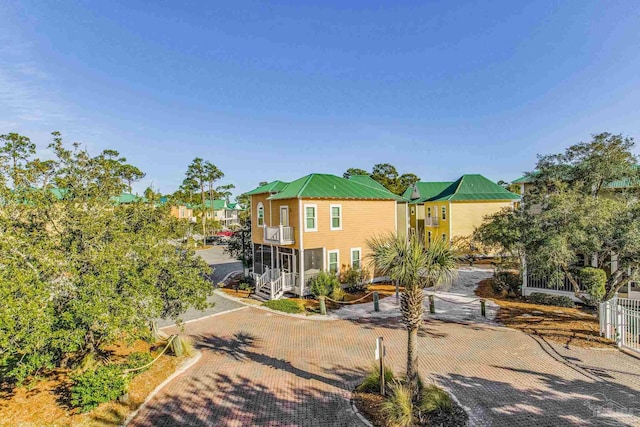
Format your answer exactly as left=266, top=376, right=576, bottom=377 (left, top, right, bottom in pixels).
left=244, top=180, right=289, bottom=196
left=347, top=175, right=390, bottom=192
left=268, top=173, right=405, bottom=201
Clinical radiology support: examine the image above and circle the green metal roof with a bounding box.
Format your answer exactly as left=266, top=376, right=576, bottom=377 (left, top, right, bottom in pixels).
left=244, top=180, right=289, bottom=196
left=112, top=193, right=147, bottom=204
left=347, top=175, right=390, bottom=192
left=405, top=182, right=453, bottom=204
left=512, top=174, right=537, bottom=184
left=268, top=173, right=405, bottom=201
left=428, top=174, right=520, bottom=201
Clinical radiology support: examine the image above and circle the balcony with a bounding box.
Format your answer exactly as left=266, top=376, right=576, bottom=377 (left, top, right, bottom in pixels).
left=263, top=225, right=295, bottom=245
left=425, top=217, right=439, bottom=226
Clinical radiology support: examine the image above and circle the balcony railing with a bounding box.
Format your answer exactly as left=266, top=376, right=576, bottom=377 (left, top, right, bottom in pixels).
left=263, top=225, right=295, bottom=245
left=425, top=217, right=439, bottom=226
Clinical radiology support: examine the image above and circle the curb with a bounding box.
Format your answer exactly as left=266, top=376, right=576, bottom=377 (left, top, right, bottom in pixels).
left=350, top=389, right=375, bottom=427
left=218, top=269, right=244, bottom=285
left=122, top=349, right=203, bottom=426
left=159, top=305, right=250, bottom=330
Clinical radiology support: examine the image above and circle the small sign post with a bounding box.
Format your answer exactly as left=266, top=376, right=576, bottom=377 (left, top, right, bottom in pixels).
left=375, top=337, right=386, bottom=396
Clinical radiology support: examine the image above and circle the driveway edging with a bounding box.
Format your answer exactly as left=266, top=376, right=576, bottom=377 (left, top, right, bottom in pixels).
left=123, top=350, right=203, bottom=426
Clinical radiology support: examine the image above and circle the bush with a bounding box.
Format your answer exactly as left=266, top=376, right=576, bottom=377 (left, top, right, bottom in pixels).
left=418, top=384, right=453, bottom=414
left=340, top=266, right=371, bottom=293
left=528, top=292, right=574, bottom=308
left=330, top=286, right=345, bottom=301
left=356, top=365, right=395, bottom=393
left=263, top=299, right=305, bottom=314
left=381, top=381, right=415, bottom=427
left=492, top=271, right=521, bottom=297
left=70, top=365, right=129, bottom=412
left=308, top=272, right=340, bottom=298
left=123, top=352, right=153, bottom=372
left=579, top=267, right=607, bottom=304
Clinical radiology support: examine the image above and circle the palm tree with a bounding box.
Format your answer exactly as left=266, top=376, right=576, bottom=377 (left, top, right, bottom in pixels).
left=367, top=232, right=457, bottom=392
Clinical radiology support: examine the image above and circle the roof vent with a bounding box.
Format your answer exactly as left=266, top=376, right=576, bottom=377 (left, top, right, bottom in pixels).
left=334, top=185, right=336, bottom=190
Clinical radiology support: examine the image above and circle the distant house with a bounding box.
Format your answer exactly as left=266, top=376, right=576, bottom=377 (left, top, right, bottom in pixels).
left=244, top=173, right=407, bottom=300
left=403, top=174, right=520, bottom=246
left=159, top=197, right=196, bottom=222
left=512, top=168, right=640, bottom=301
left=203, top=199, right=242, bottom=228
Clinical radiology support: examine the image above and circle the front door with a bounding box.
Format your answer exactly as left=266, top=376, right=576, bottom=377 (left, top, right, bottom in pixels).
left=280, top=252, right=292, bottom=273
left=280, top=206, right=289, bottom=226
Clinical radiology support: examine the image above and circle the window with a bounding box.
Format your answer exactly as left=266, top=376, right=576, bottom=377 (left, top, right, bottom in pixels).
left=442, top=233, right=446, bottom=242
left=427, top=231, right=431, bottom=244
left=441, top=206, right=446, bottom=220
left=179, top=206, right=185, bottom=218
left=257, top=202, right=264, bottom=227
left=328, top=250, right=339, bottom=274
left=427, top=207, right=431, bottom=218
left=351, top=248, right=361, bottom=269
left=330, top=204, right=342, bottom=230
left=304, top=204, right=317, bottom=231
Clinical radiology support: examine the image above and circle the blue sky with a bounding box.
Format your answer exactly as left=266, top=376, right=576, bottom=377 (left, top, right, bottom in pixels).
left=1, top=1, right=639, bottom=197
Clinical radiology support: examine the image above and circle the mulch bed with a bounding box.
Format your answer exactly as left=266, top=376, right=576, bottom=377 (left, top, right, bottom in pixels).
left=0, top=340, right=184, bottom=427
left=353, top=390, right=469, bottom=427
left=475, top=279, right=615, bottom=349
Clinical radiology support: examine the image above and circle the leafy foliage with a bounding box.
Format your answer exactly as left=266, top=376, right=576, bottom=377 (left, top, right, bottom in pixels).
left=528, top=293, right=574, bottom=308
left=262, top=299, right=305, bottom=314
left=340, top=266, right=371, bottom=292
left=579, top=267, right=607, bottom=303
left=70, top=365, right=128, bottom=412
left=343, top=163, right=420, bottom=195
left=308, top=272, right=341, bottom=298
left=123, top=352, right=153, bottom=372
left=224, top=223, right=252, bottom=267
left=492, top=271, right=521, bottom=297
left=0, top=132, right=213, bottom=384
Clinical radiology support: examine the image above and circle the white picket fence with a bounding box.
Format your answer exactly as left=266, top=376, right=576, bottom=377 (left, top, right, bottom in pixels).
left=600, top=297, right=640, bottom=354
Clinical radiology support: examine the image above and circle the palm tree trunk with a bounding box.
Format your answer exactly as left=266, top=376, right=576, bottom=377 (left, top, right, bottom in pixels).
left=400, top=287, right=424, bottom=393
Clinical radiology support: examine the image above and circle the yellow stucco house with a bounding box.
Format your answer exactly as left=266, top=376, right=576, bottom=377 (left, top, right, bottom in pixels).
left=245, top=173, right=407, bottom=299
left=403, top=174, right=520, bottom=246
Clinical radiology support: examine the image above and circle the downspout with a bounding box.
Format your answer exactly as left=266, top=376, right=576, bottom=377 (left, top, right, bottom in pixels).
left=298, top=197, right=305, bottom=297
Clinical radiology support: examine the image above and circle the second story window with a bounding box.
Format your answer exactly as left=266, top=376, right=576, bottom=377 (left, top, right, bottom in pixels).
left=441, top=206, right=446, bottom=220
left=330, top=204, right=342, bottom=230
left=428, top=231, right=431, bottom=244
left=305, top=204, right=317, bottom=231
left=427, top=207, right=431, bottom=218
left=179, top=206, right=185, bottom=218
left=257, top=202, right=264, bottom=227
left=442, top=233, right=447, bottom=242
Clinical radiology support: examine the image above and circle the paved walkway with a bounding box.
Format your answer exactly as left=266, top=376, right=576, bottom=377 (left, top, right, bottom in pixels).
left=130, top=305, right=640, bottom=427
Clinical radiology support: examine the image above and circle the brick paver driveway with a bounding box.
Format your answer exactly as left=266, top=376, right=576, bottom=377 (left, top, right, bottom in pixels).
left=131, top=306, right=640, bottom=427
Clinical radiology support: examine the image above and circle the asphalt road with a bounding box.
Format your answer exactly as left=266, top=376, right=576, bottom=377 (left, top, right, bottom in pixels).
left=157, top=246, right=244, bottom=328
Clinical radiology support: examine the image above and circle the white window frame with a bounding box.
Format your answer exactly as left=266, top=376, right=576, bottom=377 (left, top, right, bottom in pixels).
left=350, top=247, right=361, bottom=269
left=304, top=204, right=317, bottom=232
left=257, top=202, right=265, bottom=227
left=280, top=205, right=289, bottom=226
left=179, top=206, right=185, bottom=218
left=330, top=204, right=342, bottom=231
left=327, top=249, right=339, bottom=275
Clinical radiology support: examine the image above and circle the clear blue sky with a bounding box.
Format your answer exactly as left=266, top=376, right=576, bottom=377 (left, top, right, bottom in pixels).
left=1, top=1, right=639, bottom=197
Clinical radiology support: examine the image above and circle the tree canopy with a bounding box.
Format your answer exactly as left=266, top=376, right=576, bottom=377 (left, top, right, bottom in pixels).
left=475, top=133, right=640, bottom=301
left=0, top=132, right=213, bottom=384
left=343, top=163, right=420, bottom=195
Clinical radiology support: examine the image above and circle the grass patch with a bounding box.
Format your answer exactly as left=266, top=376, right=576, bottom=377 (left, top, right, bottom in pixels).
left=356, top=365, right=395, bottom=393
left=263, top=298, right=305, bottom=314
left=381, top=382, right=415, bottom=427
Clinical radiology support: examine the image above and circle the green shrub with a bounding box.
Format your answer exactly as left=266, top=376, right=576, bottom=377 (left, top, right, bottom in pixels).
left=263, top=299, right=305, bottom=314
left=123, top=352, right=153, bottom=372
left=340, top=266, right=371, bottom=293
left=238, top=282, right=253, bottom=291
left=418, top=384, right=453, bottom=414
left=493, top=271, right=521, bottom=296
left=70, top=365, right=129, bottom=412
left=330, top=286, right=345, bottom=301
left=381, top=381, right=415, bottom=427
left=308, top=272, right=340, bottom=298
left=579, top=267, right=607, bottom=304
left=528, top=292, right=574, bottom=308
left=356, top=365, right=395, bottom=393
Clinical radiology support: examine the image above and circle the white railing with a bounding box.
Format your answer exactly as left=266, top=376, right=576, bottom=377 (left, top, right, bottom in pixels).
left=600, top=297, right=640, bottom=354
left=425, top=217, right=439, bottom=226
left=263, top=226, right=295, bottom=245
left=271, top=276, right=283, bottom=300
left=282, top=272, right=297, bottom=291
left=527, top=273, right=586, bottom=293
left=253, top=269, right=297, bottom=300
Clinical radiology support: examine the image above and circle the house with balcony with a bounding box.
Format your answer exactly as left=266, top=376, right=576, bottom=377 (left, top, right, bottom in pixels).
left=403, top=174, right=520, bottom=246
left=203, top=199, right=242, bottom=228
left=244, top=173, right=407, bottom=300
